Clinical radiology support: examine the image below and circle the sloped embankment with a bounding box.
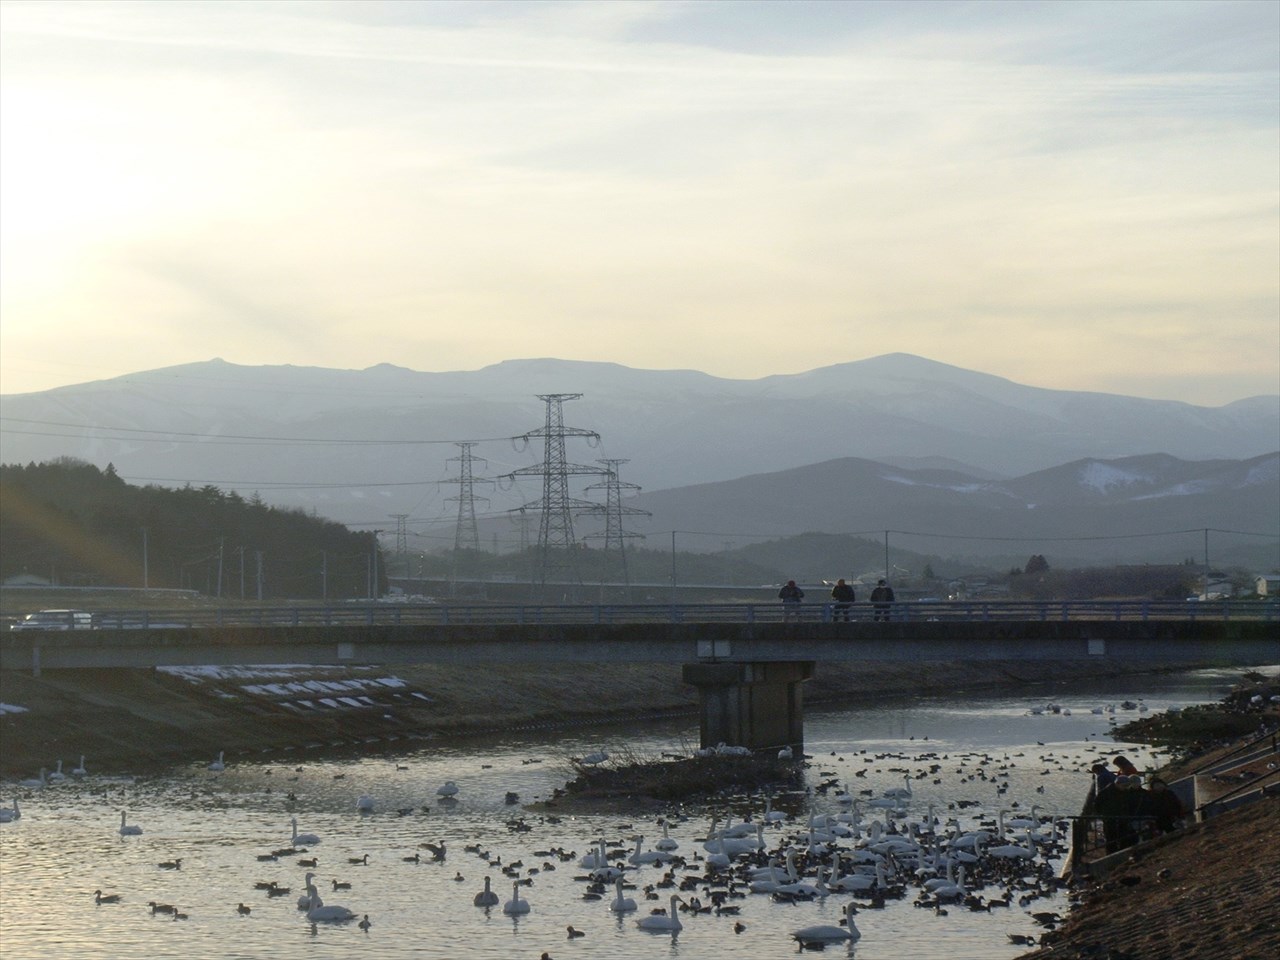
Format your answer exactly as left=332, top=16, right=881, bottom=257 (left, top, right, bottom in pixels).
left=1, top=657, right=1191, bottom=777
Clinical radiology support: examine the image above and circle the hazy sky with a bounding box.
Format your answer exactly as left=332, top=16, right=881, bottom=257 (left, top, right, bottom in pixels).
left=2, top=0, right=1277, bottom=404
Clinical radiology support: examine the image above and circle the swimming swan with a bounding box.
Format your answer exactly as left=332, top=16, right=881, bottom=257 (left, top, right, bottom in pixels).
left=207, top=752, right=225, bottom=772
left=609, top=878, right=637, bottom=913
left=473, top=876, right=499, bottom=907
left=636, top=895, right=683, bottom=932
left=119, top=811, right=143, bottom=836
left=289, top=817, right=321, bottom=846
left=503, top=881, right=530, bottom=915
left=792, top=901, right=860, bottom=946
left=304, top=876, right=354, bottom=922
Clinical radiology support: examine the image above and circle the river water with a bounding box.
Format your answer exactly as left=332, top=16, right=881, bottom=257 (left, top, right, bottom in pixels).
left=0, top=668, right=1255, bottom=960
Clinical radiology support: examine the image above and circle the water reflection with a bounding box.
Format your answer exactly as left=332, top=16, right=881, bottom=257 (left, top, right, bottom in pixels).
left=0, top=668, right=1251, bottom=960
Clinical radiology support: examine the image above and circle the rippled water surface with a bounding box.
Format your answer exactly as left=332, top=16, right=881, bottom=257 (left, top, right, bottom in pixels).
left=0, top=668, right=1251, bottom=959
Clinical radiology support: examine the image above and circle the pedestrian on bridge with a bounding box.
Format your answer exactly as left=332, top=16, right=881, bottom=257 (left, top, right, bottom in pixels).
left=779, top=580, right=804, bottom=620
left=870, top=579, right=895, bottom=622
left=830, top=579, right=856, bottom=621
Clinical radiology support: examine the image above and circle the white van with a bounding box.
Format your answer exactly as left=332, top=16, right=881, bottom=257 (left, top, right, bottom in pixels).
left=9, top=609, right=95, bottom=631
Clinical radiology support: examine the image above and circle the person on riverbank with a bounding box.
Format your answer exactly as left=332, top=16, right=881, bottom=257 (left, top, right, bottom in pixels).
left=830, top=579, right=855, bottom=621
left=870, top=579, right=895, bottom=622
left=1142, top=777, right=1186, bottom=834
left=779, top=580, right=804, bottom=620
left=1113, top=755, right=1139, bottom=777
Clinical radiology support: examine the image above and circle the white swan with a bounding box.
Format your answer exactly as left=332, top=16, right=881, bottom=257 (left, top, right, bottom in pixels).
left=17, top=768, right=46, bottom=789
left=436, top=781, right=459, bottom=798
left=473, top=876, right=499, bottom=907
left=792, top=901, right=860, bottom=946
left=502, top=880, right=530, bottom=915
left=580, top=749, right=609, bottom=765
left=71, top=756, right=88, bottom=777
left=119, top=811, right=143, bottom=836
left=305, top=881, right=355, bottom=923
left=763, top=796, right=787, bottom=823
left=930, top=865, right=967, bottom=900
left=635, top=895, right=683, bottom=932
left=628, top=837, right=674, bottom=866
left=579, top=839, right=609, bottom=869
left=355, top=794, right=375, bottom=813
left=0, top=799, right=19, bottom=823
left=208, top=752, right=225, bottom=772
left=609, top=877, right=637, bottom=913
left=289, top=817, right=321, bottom=846
left=654, top=820, right=679, bottom=851
left=882, top=774, right=913, bottom=799
left=297, top=873, right=321, bottom=910
left=48, top=760, right=66, bottom=783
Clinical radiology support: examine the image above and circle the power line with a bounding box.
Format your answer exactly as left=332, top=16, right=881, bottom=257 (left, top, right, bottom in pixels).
left=0, top=418, right=517, bottom=446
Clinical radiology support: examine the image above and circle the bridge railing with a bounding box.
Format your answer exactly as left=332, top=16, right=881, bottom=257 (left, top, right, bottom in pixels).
left=51, top=598, right=1280, bottom=630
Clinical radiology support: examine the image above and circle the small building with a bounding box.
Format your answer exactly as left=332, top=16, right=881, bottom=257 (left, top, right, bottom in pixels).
left=1255, top=574, right=1280, bottom=597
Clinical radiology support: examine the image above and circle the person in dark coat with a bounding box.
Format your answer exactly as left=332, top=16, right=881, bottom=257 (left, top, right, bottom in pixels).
left=778, top=580, right=804, bottom=620
left=1092, top=775, right=1127, bottom=853
left=1143, top=777, right=1185, bottom=833
left=870, top=579, right=895, bottom=622
left=830, top=579, right=856, bottom=621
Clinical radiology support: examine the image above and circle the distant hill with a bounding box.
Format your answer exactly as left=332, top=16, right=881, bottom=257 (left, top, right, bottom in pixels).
left=617, top=453, right=1280, bottom=569
left=1, top=356, right=1276, bottom=565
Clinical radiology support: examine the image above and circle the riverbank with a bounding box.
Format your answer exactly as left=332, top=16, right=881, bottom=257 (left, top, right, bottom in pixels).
left=1020, top=670, right=1280, bottom=960
left=0, top=657, right=1208, bottom=778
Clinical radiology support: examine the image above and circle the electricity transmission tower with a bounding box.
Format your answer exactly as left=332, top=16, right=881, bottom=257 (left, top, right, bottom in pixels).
left=584, top=458, right=649, bottom=596
left=503, top=393, right=603, bottom=597
left=443, top=442, right=490, bottom=594
left=389, top=513, right=409, bottom=576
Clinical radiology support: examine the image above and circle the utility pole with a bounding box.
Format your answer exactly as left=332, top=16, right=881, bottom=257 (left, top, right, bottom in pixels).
left=503, top=394, right=604, bottom=599
left=141, top=528, right=149, bottom=589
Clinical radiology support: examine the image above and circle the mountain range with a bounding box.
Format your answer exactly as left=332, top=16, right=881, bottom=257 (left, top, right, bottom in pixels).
left=1, top=355, right=1276, bottom=568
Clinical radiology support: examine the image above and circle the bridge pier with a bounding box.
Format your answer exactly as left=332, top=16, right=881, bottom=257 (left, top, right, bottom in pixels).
left=682, top=660, right=814, bottom=752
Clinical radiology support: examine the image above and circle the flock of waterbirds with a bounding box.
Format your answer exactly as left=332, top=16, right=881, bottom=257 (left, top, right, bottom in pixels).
left=0, top=722, right=1163, bottom=958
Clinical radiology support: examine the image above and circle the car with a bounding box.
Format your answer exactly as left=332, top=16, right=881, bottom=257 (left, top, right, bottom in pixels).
left=9, top=609, right=95, bottom=631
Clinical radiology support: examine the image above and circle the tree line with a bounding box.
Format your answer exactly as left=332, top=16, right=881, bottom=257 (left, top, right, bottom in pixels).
left=0, top=459, right=383, bottom=599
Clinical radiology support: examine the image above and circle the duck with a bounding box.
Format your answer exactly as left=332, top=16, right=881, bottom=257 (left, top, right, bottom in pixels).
left=236, top=903, right=251, bottom=915
left=118, top=811, right=143, bottom=836
left=566, top=926, right=586, bottom=939
left=331, top=879, right=352, bottom=891
left=503, top=881, right=530, bottom=915
left=635, top=895, right=683, bottom=932
left=792, top=900, right=860, bottom=946
left=94, top=889, right=122, bottom=904
left=474, top=876, right=500, bottom=907
left=358, top=914, right=372, bottom=931
left=289, top=818, right=321, bottom=846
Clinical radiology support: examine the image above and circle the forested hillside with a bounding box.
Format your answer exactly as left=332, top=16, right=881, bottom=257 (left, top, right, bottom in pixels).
left=0, top=459, right=381, bottom=599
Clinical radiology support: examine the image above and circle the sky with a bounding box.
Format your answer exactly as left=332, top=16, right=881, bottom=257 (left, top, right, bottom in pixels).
left=1, top=0, right=1277, bottom=405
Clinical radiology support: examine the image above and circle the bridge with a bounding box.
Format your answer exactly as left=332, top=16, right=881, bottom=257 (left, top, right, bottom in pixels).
left=4, top=600, right=1276, bottom=751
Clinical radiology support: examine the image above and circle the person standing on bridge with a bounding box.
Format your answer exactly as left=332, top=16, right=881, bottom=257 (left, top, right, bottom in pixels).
left=830, top=579, right=856, bottom=621
left=870, top=579, right=895, bottom=622
left=779, top=580, right=804, bottom=620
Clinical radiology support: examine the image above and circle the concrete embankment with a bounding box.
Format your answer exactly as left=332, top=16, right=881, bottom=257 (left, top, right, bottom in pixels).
left=0, top=658, right=1197, bottom=778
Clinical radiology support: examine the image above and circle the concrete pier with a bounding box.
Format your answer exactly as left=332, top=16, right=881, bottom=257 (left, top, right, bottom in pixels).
left=682, top=660, right=814, bottom=752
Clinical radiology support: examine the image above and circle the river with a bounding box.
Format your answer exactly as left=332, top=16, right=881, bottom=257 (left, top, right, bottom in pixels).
left=0, top=667, right=1253, bottom=960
